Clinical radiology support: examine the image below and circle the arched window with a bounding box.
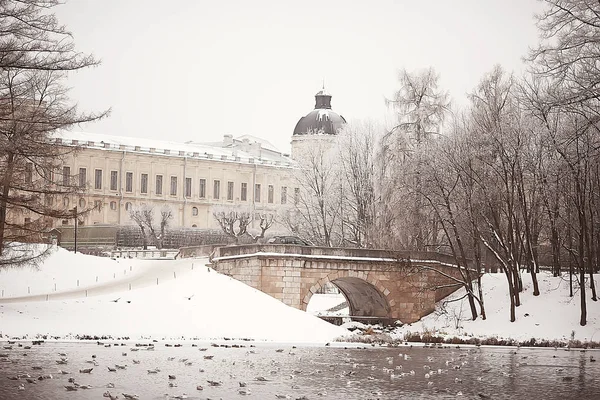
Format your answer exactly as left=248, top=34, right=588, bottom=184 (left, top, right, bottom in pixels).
left=110, top=201, right=117, bottom=210
left=192, top=224, right=197, bottom=228
left=192, top=206, right=198, bottom=216
left=125, top=202, right=132, bottom=211
left=63, top=196, right=69, bottom=207
left=61, top=219, right=69, bottom=225
left=79, top=198, right=86, bottom=208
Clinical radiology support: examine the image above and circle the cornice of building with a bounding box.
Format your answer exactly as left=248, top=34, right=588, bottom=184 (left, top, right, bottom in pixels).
left=52, top=131, right=299, bottom=169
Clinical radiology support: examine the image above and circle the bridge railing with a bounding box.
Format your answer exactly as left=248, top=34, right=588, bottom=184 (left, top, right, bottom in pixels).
left=202, top=244, right=470, bottom=268
left=109, top=249, right=180, bottom=259
left=177, top=244, right=223, bottom=259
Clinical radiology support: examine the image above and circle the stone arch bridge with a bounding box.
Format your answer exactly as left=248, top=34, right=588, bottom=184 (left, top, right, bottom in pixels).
left=179, top=244, right=475, bottom=324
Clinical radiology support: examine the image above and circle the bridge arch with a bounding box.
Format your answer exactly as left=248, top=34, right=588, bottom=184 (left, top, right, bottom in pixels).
left=302, top=272, right=392, bottom=320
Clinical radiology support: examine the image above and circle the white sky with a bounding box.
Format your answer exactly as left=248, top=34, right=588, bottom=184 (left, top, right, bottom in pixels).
left=56, top=0, right=543, bottom=153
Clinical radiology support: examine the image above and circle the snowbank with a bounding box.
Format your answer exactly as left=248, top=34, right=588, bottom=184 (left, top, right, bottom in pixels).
left=0, top=246, right=349, bottom=343
left=306, top=293, right=348, bottom=316
left=0, top=245, right=149, bottom=298
left=392, top=271, right=600, bottom=343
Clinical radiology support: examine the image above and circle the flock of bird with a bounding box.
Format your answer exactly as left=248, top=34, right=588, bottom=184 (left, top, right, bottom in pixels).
left=0, top=339, right=597, bottom=399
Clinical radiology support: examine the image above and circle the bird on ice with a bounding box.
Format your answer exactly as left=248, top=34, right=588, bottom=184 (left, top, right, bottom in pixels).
left=103, top=391, right=118, bottom=400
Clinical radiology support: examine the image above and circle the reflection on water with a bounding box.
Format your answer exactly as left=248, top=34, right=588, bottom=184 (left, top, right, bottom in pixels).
left=0, top=341, right=598, bottom=400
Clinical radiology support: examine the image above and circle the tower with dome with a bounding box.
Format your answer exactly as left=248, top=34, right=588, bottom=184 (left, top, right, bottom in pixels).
left=291, top=88, right=346, bottom=159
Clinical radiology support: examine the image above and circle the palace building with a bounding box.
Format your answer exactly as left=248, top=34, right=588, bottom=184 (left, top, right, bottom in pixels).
left=48, top=131, right=297, bottom=230
left=12, top=88, right=346, bottom=240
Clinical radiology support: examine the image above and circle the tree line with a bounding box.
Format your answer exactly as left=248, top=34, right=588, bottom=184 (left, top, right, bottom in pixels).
left=286, top=0, right=600, bottom=326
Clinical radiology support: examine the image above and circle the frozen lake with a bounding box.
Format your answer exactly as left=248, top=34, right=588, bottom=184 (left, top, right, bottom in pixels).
left=0, top=340, right=598, bottom=399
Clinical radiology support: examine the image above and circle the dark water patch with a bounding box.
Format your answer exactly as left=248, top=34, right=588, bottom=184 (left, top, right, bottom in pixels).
left=0, top=341, right=598, bottom=399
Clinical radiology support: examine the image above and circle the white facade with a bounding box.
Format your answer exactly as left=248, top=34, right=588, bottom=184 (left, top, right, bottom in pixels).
left=48, top=131, right=298, bottom=230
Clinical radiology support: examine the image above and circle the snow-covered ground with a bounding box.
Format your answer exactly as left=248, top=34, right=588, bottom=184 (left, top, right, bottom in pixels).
left=1, top=245, right=598, bottom=345
left=0, top=246, right=348, bottom=343
left=306, top=293, right=348, bottom=316
left=392, top=271, right=600, bottom=344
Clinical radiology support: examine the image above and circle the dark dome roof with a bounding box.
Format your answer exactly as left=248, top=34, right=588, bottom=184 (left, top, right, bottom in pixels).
left=293, top=89, right=346, bottom=135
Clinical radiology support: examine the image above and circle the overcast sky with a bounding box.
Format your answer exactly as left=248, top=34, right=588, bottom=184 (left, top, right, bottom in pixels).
left=56, top=0, right=543, bottom=153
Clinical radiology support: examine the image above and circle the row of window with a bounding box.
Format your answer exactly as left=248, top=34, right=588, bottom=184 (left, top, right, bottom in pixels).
left=56, top=196, right=105, bottom=211
left=60, top=167, right=299, bottom=204
left=59, top=167, right=121, bottom=191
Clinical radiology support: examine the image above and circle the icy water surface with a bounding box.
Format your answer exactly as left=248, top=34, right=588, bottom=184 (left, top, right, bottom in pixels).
left=0, top=340, right=598, bottom=399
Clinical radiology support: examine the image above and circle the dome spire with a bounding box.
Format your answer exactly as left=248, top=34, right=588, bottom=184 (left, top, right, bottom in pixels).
left=314, top=83, right=332, bottom=109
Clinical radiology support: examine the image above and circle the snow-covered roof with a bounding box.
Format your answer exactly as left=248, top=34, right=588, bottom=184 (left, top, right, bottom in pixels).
left=52, top=131, right=296, bottom=168
left=235, top=134, right=279, bottom=153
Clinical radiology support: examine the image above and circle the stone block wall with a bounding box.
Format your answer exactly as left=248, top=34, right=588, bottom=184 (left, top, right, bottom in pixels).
left=211, top=254, right=470, bottom=324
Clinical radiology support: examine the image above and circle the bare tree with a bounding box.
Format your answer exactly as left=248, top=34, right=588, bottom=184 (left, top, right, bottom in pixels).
left=386, top=67, right=451, bottom=251
left=288, top=134, right=343, bottom=247
left=0, top=1, right=107, bottom=267
left=213, top=206, right=275, bottom=244
left=128, top=204, right=173, bottom=249
left=417, top=134, right=485, bottom=321
left=0, top=0, right=97, bottom=71
left=157, top=206, right=174, bottom=249
left=529, top=0, right=600, bottom=113
left=336, top=120, right=385, bottom=248
left=527, top=1, right=600, bottom=325
left=128, top=205, right=149, bottom=250
left=467, top=66, right=529, bottom=322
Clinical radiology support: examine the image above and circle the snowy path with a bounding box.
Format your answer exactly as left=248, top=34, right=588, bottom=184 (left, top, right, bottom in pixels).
left=0, top=255, right=207, bottom=303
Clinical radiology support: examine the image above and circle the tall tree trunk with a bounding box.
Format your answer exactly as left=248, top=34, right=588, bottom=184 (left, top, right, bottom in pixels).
left=481, top=236, right=515, bottom=322
left=580, top=264, right=587, bottom=326
left=551, top=221, right=560, bottom=277
left=477, top=273, right=486, bottom=320
left=445, top=196, right=478, bottom=321
left=578, top=183, right=588, bottom=325
left=516, top=169, right=540, bottom=296
left=568, top=205, right=574, bottom=297
left=529, top=255, right=540, bottom=296
left=507, top=270, right=516, bottom=322
left=512, top=264, right=521, bottom=307
left=466, top=184, right=486, bottom=320
left=140, top=226, right=148, bottom=250
left=586, top=188, right=597, bottom=301
left=0, top=153, right=15, bottom=256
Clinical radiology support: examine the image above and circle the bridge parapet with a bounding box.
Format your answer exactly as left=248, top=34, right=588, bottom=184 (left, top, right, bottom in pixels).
left=206, top=244, right=466, bottom=267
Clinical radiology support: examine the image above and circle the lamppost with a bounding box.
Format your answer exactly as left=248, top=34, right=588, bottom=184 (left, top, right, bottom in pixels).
left=72, top=206, right=78, bottom=253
